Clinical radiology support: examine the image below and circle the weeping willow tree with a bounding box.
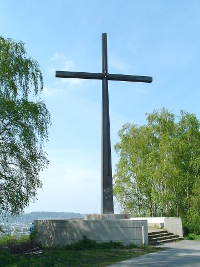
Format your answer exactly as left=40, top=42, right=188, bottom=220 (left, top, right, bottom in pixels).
left=0, top=36, right=51, bottom=217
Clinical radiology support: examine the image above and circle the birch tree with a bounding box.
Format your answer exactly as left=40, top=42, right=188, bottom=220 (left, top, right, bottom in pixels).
left=0, top=36, right=51, bottom=216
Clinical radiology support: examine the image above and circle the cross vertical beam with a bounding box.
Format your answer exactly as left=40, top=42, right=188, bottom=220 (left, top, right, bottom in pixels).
left=55, top=33, right=152, bottom=215
left=101, top=33, right=114, bottom=214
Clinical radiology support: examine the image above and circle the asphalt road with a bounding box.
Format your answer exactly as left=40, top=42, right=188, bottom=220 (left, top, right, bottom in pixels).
left=108, top=240, right=200, bottom=267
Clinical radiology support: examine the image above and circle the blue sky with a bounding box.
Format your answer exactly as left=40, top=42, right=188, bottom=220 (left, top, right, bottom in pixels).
left=1, top=1, right=200, bottom=214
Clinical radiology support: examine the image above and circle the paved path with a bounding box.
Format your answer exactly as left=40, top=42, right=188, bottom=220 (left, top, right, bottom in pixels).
left=108, top=240, right=200, bottom=267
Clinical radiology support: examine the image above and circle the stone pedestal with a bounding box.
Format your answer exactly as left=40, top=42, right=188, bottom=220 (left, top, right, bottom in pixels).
left=85, top=214, right=130, bottom=220
left=34, top=215, right=148, bottom=247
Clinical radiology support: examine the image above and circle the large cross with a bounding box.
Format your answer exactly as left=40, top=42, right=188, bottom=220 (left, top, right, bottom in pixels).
left=56, top=33, right=152, bottom=214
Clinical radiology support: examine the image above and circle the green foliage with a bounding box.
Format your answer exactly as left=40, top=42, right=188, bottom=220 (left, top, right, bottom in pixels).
left=0, top=234, right=29, bottom=247
left=184, top=233, right=200, bottom=241
left=0, top=36, right=51, bottom=217
left=0, top=235, right=160, bottom=267
left=65, top=236, right=124, bottom=250
left=114, top=108, right=200, bottom=233
left=0, top=36, right=43, bottom=100
left=184, top=176, right=200, bottom=234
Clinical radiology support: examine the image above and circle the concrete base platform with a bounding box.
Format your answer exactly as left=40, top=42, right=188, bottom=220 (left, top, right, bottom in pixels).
left=34, top=217, right=148, bottom=247
left=85, top=214, right=130, bottom=220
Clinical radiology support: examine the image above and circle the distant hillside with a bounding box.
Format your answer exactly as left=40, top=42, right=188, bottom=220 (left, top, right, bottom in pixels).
left=1, top=212, right=84, bottom=223
left=0, top=212, right=84, bottom=236
left=24, top=212, right=84, bottom=220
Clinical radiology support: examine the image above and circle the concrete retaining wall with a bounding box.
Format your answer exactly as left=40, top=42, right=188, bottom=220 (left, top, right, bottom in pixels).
left=34, top=219, right=148, bottom=247
left=131, top=217, right=183, bottom=237
left=164, top=217, right=183, bottom=237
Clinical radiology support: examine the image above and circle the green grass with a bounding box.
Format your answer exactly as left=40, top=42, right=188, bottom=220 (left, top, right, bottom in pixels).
left=0, top=235, right=161, bottom=267
left=184, top=233, right=200, bottom=241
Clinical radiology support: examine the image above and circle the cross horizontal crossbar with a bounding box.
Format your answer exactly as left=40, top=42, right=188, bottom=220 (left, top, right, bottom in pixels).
left=56, top=71, right=152, bottom=83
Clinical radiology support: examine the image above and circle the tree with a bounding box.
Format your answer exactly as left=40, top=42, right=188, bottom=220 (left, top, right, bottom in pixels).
left=185, top=176, right=200, bottom=234
left=114, top=108, right=200, bottom=225
left=0, top=36, right=51, bottom=217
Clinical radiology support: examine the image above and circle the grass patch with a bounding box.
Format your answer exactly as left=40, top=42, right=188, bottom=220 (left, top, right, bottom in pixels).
left=184, top=233, right=200, bottom=241
left=0, top=235, right=161, bottom=267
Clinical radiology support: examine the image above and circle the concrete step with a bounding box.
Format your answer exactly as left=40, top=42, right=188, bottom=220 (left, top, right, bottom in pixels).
left=149, top=237, right=179, bottom=245
left=148, top=230, right=183, bottom=245
left=149, top=234, right=179, bottom=241
left=149, top=232, right=179, bottom=239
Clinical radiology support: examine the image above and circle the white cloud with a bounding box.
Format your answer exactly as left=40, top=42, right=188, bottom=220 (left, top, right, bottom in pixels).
left=51, top=52, right=64, bottom=61
left=47, top=67, right=56, bottom=74
left=42, top=87, right=63, bottom=96
left=49, top=54, right=81, bottom=85
left=61, top=78, right=82, bottom=85
left=59, top=61, right=83, bottom=85
left=48, top=149, right=81, bottom=154
left=109, top=57, right=129, bottom=72
left=50, top=53, right=74, bottom=71
left=63, top=61, right=74, bottom=71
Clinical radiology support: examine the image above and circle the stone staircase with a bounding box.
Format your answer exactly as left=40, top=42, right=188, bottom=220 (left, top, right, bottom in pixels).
left=148, top=229, right=183, bottom=245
